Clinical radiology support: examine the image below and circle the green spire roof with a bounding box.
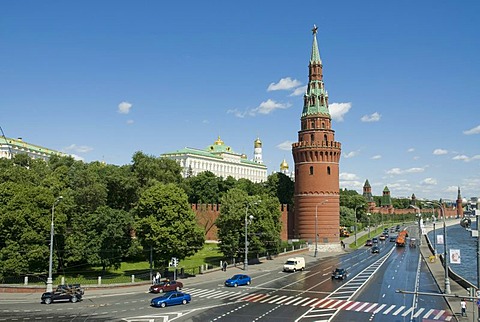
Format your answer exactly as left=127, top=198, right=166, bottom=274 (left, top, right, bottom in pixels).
left=310, top=25, right=322, bottom=64
left=364, top=179, right=371, bottom=188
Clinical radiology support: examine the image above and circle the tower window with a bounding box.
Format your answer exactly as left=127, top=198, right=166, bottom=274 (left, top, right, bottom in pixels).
left=310, top=166, right=314, bottom=175
left=321, top=122, right=325, bottom=128
left=311, top=121, right=314, bottom=129
left=310, top=134, right=314, bottom=142
left=327, top=166, right=331, bottom=175
left=324, top=134, right=327, bottom=141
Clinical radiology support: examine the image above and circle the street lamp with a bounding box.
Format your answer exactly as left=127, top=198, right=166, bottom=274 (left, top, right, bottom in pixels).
left=354, top=204, right=361, bottom=246
left=428, top=201, right=450, bottom=294
left=315, top=200, right=328, bottom=257
left=244, top=201, right=258, bottom=271
left=429, top=204, right=437, bottom=256
left=367, top=213, right=371, bottom=238
left=47, top=196, right=63, bottom=292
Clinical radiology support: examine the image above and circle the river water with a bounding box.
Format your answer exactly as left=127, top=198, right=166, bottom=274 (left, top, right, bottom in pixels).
left=427, top=219, right=478, bottom=286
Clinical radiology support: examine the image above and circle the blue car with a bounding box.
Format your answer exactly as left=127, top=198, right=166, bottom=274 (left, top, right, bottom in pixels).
left=225, top=274, right=251, bottom=287
left=150, top=291, right=191, bottom=308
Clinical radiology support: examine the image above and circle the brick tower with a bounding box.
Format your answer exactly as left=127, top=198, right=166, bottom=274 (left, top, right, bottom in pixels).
left=292, top=25, right=341, bottom=249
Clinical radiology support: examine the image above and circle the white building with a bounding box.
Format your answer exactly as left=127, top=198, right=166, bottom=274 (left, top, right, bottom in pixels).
left=162, top=136, right=267, bottom=183
left=0, top=137, right=67, bottom=161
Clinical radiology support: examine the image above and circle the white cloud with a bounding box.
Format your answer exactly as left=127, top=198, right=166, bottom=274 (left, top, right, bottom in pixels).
left=267, top=77, right=302, bottom=91
left=290, top=85, right=308, bottom=96
left=407, top=148, right=415, bottom=153
left=453, top=154, right=480, bottom=162
left=386, top=167, right=425, bottom=175
left=64, top=144, right=93, bottom=153
left=254, top=99, right=291, bottom=115
left=421, top=178, right=437, bottom=185
left=228, top=99, right=291, bottom=118
left=371, top=155, right=382, bottom=160
left=343, top=151, right=359, bottom=159
left=126, top=120, right=134, bottom=125
left=70, top=154, right=84, bottom=161
left=433, top=149, right=448, bottom=155
left=445, top=186, right=459, bottom=193
left=463, top=125, right=480, bottom=135
left=329, top=102, right=352, bottom=122
left=118, top=101, right=132, bottom=114
left=360, top=112, right=381, bottom=122
left=340, top=172, right=359, bottom=181
left=277, top=141, right=294, bottom=151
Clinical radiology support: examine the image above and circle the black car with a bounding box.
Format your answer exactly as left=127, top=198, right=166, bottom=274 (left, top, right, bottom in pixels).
left=372, top=237, right=378, bottom=243
left=371, top=246, right=380, bottom=253
left=41, top=284, right=84, bottom=304
left=331, top=268, right=348, bottom=280
left=390, top=236, right=397, bottom=242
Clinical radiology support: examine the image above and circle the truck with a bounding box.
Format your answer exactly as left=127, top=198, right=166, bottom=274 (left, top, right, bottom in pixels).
left=396, top=230, right=409, bottom=247
left=283, top=257, right=305, bottom=272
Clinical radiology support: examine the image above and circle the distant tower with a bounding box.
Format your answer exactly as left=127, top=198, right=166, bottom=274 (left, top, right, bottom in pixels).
left=456, top=187, right=464, bottom=218
left=280, top=159, right=289, bottom=175
left=362, top=179, right=376, bottom=211
left=253, top=138, right=263, bottom=164
left=380, top=186, right=393, bottom=214
left=292, top=25, right=341, bottom=247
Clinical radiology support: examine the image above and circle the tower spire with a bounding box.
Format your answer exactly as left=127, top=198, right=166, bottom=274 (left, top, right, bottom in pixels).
left=310, top=24, right=322, bottom=64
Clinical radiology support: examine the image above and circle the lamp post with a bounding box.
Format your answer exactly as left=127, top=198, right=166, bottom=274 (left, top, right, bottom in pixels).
left=315, top=200, right=328, bottom=257
left=354, top=204, right=361, bottom=246
left=367, top=213, right=371, bottom=238
left=429, top=205, right=437, bottom=256
left=47, top=196, right=63, bottom=292
left=429, top=201, right=450, bottom=294
left=244, top=202, right=258, bottom=271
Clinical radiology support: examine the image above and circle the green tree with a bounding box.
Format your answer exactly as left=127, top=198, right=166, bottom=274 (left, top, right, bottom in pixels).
left=183, top=171, right=220, bottom=204
left=135, top=183, right=204, bottom=267
left=216, top=189, right=281, bottom=263
left=265, top=172, right=294, bottom=205
left=132, top=151, right=183, bottom=189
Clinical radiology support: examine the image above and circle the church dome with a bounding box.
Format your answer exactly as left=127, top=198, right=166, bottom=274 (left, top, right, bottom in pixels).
left=280, top=159, right=289, bottom=170
left=254, top=137, right=262, bottom=148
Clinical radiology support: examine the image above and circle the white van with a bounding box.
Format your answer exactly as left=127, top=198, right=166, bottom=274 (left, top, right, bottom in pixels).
left=283, top=257, right=305, bottom=272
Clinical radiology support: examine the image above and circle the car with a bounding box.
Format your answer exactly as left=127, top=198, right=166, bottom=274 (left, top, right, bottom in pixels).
left=372, top=237, right=379, bottom=243
left=283, top=257, right=306, bottom=272
left=41, top=284, right=84, bottom=304
left=383, top=232, right=389, bottom=238
left=149, top=280, right=183, bottom=293
left=365, top=239, right=373, bottom=246
left=150, top=291, right=191, bottom=308
left=390, top=236, right=397, bottom=242
left=371, top=246, right=380, bottom=253
left=225, top=274, right=251, bottom=287
left=331, top=268, right=348, bottom=280
left=379, top=235, right=386, bottom=241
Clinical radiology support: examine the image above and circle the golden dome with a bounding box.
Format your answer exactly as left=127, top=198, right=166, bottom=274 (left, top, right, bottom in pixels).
left=280, top=159, right=289, bottom=170
left=254, top=137, right=262, bottom=148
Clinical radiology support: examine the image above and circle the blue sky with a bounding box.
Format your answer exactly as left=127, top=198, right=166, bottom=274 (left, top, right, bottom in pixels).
left=1, top=1, right=479, bottom=201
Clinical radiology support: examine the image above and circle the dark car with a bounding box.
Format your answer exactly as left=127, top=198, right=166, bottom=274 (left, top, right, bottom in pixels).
left=150, top=291, right=191, bottom=308
left=371, top=246, right=380, bottom=254
left=331, top=268, right=348, bottom=280
left=149, top=280, right=183, bottom=293
left=225, top=274, right=251, bottom=287
left=372, top=237, right=379, bottom=243
left=365, top=239, right=373, bottom=246
left=390, top=236, right=397, bottom=242
left=41, top=284, right=84, bottom=304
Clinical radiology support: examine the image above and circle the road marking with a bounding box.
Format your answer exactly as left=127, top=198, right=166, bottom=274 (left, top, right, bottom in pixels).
left=413, top=307, right=425, bottom=317
left=392, top=305, right=405, bottom=315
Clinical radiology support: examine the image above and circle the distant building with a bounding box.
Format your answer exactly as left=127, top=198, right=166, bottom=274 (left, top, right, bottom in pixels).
left=0, top=137, right=67, bottom=161
left=162, top=136, right=267, bottom=183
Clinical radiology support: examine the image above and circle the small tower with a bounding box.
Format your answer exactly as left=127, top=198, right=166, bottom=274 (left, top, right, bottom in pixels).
left=380, top=186, right=393, bottom=214
left=253, top=138, right=263, bottom=164
left=362, top=179, right=376, bottom=211
left=292, top=25, right=341, bottom=247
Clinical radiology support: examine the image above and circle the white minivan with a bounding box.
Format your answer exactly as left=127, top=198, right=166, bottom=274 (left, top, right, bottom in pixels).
left=283, top=257, right=306, bottom=272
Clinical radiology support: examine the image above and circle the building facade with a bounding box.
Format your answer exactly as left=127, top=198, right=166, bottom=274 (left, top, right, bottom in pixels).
left=292, top=26, right=342, bottom=248
left=0, top=137, right=67, bottom=161
left=162, top=136, right=267, bottom=183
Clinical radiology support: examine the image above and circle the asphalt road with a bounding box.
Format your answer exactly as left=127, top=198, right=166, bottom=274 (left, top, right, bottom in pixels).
left=0, top=225, right=455, bottom=322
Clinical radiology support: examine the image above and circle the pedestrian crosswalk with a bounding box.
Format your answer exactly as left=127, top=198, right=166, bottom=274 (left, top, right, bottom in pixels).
left=183, top=287, right=453, bottom=321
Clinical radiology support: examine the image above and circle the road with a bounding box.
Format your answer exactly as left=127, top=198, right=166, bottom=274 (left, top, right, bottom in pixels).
left=0, top=226, right=454, bottom=322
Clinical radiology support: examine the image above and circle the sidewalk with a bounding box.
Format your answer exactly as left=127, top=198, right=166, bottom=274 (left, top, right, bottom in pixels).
left=421, top=221, right=473, bottom=322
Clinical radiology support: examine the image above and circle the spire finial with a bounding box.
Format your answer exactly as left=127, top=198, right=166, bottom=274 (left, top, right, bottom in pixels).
left=312, top=24, right=318, bottom=35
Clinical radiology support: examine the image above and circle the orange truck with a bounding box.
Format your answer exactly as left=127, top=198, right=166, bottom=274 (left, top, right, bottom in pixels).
left=396, top=230, right=409, bottom=247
